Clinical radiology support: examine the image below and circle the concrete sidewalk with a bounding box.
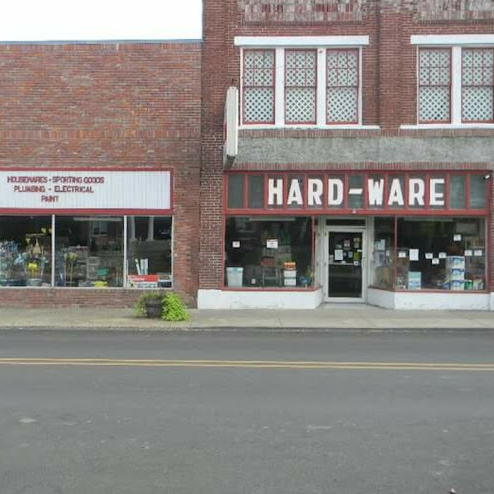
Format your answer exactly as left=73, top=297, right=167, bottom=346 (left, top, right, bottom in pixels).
left=0, top=304, right=493, bottom=330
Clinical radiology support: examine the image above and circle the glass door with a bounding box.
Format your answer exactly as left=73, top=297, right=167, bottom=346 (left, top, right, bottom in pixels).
left=327, top=230, right=364, bottom=299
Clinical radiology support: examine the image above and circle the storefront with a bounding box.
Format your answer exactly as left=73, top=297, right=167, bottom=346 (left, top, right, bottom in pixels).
left=0, top=168, right=174, bottom=292
left=198, top=170, right=492, bottom=310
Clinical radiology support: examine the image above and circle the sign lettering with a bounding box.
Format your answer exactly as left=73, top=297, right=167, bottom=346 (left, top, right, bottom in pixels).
left=263, top=175, right=447, bottom=209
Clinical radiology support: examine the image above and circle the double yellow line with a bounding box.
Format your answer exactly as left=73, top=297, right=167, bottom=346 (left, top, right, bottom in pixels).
left=1, top=358, right=494, bottom=371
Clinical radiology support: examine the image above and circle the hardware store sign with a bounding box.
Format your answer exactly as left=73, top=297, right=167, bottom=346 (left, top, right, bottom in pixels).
left=0, top=170, right=171, bottom=211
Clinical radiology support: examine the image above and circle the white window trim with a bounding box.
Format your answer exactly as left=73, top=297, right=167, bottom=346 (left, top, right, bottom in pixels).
left=235, top=36, right=369, bottom=47
left=405, top=42, right=494, bottom=129
left=240, top=44, right=374, bottom=129
left=411, top=34, right=494, bottom=46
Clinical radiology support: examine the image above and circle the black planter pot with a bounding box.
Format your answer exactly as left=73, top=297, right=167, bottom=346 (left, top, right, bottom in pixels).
left=145, top=299, right=163, bottom=319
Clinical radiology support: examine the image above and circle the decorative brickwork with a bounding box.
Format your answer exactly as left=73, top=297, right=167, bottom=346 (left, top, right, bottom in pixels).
left=415, top=0, right=494, bottom=21
left=238, top=0, right=367, bottom=23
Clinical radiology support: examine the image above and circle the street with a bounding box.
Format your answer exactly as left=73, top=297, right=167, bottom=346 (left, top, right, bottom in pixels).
left=1, top=329, right=494, bottom=494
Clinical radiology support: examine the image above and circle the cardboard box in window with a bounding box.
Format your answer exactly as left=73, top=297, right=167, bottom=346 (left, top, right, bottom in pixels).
left=407, top=271, right=422, bottom=290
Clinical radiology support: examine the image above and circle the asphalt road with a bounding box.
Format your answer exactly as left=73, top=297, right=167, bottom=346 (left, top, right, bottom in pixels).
left=1, top=329, right=493, bottom=494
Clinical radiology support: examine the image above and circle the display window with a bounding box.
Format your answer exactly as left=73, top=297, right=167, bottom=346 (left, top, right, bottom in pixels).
left=55, top=216, right=124, bottom=287
left=0, top=215, right=173, bottom=289
left=372, top=217, right=487, bottom=292
left=127, top=217, right=173, bottom=289
left=225, top=216, right=314, bottom=289
left=0, top=216, right=52, bottom=287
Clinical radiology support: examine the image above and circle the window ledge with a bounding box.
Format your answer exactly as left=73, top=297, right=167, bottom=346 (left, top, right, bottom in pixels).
left=401, top=124, right=494, bottom=130
left=240, top=125, right=380, bottom=131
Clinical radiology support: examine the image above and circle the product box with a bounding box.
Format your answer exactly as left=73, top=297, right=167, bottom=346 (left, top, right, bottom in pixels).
left=446, top=256, right=465, bottom=269
left=407, top=271, right=422, bottom=290
left=451, top=280, right=465, bottom=291
left=448, top=268, right=465, bottom=281
left=283, top=269, right=297, bottom=279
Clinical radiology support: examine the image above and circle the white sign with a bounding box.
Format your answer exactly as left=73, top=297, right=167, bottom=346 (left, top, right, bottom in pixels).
left=0, top=170, right=171, bottom=211
left=266, top=239, right=278, bottom=249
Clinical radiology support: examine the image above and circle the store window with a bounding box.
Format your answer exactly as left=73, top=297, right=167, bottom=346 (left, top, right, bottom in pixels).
left=395, top=217, right=486, bottom=291
left=371, top=217, right=395, bottom=290
left=0, top=216, right=52, bottom=287
left=225, top=217, right=313, bottom=288
left=55, top=217, right=124, bottom=287
left=127, top=217, right=173, bottom=288
left=0, top=215, right=173, bottom=289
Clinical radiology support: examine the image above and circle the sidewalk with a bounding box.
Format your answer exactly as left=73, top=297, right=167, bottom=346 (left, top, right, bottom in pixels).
left=0, top=304, right=493, bottom=330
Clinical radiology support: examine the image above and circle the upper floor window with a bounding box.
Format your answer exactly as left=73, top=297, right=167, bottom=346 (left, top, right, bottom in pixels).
left=419, top=48, right=452, bottom=123
left=413, top=36, right=494, bottom=126
left=237, top=36, right=369, bottom=128
left=243, top=50, right=275, bottom=124
left=462, top=48, right=494, bottom=123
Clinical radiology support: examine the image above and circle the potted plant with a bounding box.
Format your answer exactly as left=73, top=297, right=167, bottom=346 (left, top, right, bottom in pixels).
left=135, top=292, right=164, bottom=318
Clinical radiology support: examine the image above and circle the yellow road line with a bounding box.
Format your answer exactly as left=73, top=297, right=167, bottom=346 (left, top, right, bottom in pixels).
left=0, top=358, right=494, bottom=371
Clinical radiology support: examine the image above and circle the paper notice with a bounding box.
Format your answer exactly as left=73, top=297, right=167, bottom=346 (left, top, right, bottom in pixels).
left=474, top=250, right=483, bottom=257
left=432, top=258, right=440, bottom=265
left=454, top=234, right=462, bottom=241
left=266, top=239, right=278, bottom=249
left=232, top=241, right=240, bottom=248
left=409, top=249, right=419, bottom=261
left=425, top=253, right=433, bottom=260
left=465, top=250, right=473, bottom=257
left=439, top=252, right=447, bottom=259
left=335, top=249, right=344, bottom=261
left=398, top=251, right=407, bottom=258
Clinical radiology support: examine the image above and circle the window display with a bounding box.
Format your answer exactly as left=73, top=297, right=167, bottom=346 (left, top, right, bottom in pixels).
left=0, top=215, right=173, bottom=289
left=396, top=218, right=486, bottom=291
left=127, top=217, right=173, bottom=288
left=55, top=217, right=124, bottom=287
left=0, top=217, right=52, bottom=287
left=225, top=217, right=313, bottom=288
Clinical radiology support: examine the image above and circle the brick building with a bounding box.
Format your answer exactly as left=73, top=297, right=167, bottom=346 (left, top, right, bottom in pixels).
left=199, top=0, right=494, bottom=310
left=0, top=41, right=201, bottom=307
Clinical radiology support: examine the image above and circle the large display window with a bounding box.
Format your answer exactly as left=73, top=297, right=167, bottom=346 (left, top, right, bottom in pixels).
left=0, top=215, right=172, bottom=289
left=371, top=217, right=487, bottom=292
left=225, top=217, right=314, bottom=288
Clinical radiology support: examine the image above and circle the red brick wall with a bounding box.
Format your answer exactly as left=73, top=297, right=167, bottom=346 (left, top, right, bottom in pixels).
left=201, top=0, right=494, bottom=291
left=0, top=41, right=201, bottom=307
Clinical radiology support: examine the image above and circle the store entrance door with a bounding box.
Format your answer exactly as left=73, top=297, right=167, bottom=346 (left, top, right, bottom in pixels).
left=325, top=227, right=366, bottom=302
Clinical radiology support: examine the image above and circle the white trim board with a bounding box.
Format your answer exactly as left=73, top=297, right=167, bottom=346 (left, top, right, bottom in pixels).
left=411, top=34, right=494, bottom=46
left=197, top=289, right=324, bottom=310
left=235, top=36, right=370, bottom=47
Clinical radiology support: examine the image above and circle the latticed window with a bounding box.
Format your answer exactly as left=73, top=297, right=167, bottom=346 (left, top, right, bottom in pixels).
left=327, top=49, right=359, bottom=124
left=243, top=50, right=275, bottom=124
left=285, top=50, right=317, bottom=124
left=462, top=48, right=494, bottom=123
left=419, top=48, right=451, bottom=123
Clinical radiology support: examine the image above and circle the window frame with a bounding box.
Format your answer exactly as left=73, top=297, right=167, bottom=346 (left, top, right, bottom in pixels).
left=408, top=36, right=494, bottom=128
left=418, top=47, right=453, bottom=124
left=284, top=48, right=318, bottom=125
left=241, top=48, right=276, bottom=125
left=461, top=47, right=494, bottom=124
left=239, top=42, right=367, bottom=129
left=326, top=48, right=361, bottom=126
